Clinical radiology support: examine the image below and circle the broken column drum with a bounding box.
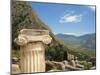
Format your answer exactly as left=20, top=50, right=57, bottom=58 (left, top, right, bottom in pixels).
left=15, top=29, right=52, bottom=73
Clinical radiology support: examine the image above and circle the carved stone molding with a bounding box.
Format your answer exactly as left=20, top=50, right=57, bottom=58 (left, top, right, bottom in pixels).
left=15, top=29, right=52, bottom=73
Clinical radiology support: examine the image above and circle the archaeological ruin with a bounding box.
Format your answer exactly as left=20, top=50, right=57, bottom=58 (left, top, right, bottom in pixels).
left=14, top=29, right=52, bottom=73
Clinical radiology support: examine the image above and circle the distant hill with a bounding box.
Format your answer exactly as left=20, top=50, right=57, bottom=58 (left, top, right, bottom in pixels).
left=78, top=33, right=96, bottom=50
left=56, top=33, right=96, bottom=50
left=56, top=34, right=80, bottom=45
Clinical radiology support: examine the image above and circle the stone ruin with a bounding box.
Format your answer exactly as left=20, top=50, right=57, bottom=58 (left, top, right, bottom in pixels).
left=46, top=54, right=84, bottom=72
left=12, top=29, right=84, bottom=74
left=13, top=29, right=52, bottom=74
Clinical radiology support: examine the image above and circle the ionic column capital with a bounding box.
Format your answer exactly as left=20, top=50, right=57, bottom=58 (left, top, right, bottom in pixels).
left=14, top=29, right=52, bottom=46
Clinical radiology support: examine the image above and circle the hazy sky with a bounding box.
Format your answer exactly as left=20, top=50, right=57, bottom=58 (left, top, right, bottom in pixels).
left=31, top=2, right=96, bottom=36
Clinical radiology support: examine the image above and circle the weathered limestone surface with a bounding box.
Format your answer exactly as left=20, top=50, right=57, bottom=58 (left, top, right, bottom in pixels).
left=15, top=29, right=52, bottom=73
left=46, top=60, right=83, bottom=72
left=74, top=57, right=84, bottom=68
left=12, top=57, right=20, bottom=74
left=45, top=54, right=84, bottom=71
left=12, top=64, right=20, bottom=74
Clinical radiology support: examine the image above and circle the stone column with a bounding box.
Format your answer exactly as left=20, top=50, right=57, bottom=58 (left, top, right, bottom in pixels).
left=15, top=29, right=52, bottom=73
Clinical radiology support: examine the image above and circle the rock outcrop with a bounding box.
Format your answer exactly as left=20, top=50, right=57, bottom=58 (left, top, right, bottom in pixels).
left=46, top=60, right=84, bottom=72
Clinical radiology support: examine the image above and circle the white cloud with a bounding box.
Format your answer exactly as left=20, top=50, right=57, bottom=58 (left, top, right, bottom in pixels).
left=88, top=6, right=95, bottom=11
left=59, top=12, right=82, bottom=23
left=62, top=32, right=83, bottom=36
left=53, top=32, right=57, bottom=35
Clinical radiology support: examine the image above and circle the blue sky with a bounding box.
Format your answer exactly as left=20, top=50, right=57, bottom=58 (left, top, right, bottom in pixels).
left=31, top=2, right=96, bottom=36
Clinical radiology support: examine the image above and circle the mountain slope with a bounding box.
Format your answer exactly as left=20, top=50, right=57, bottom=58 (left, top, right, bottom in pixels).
left=56, top=34, right=80, bottom=45
left=78, top=33, right=96, bottom=50
left=56, top=33, right=96, bottom=50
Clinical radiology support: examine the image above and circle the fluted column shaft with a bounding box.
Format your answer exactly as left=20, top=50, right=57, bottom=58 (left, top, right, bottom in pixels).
left=20, top=42, right=45, bottom=73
